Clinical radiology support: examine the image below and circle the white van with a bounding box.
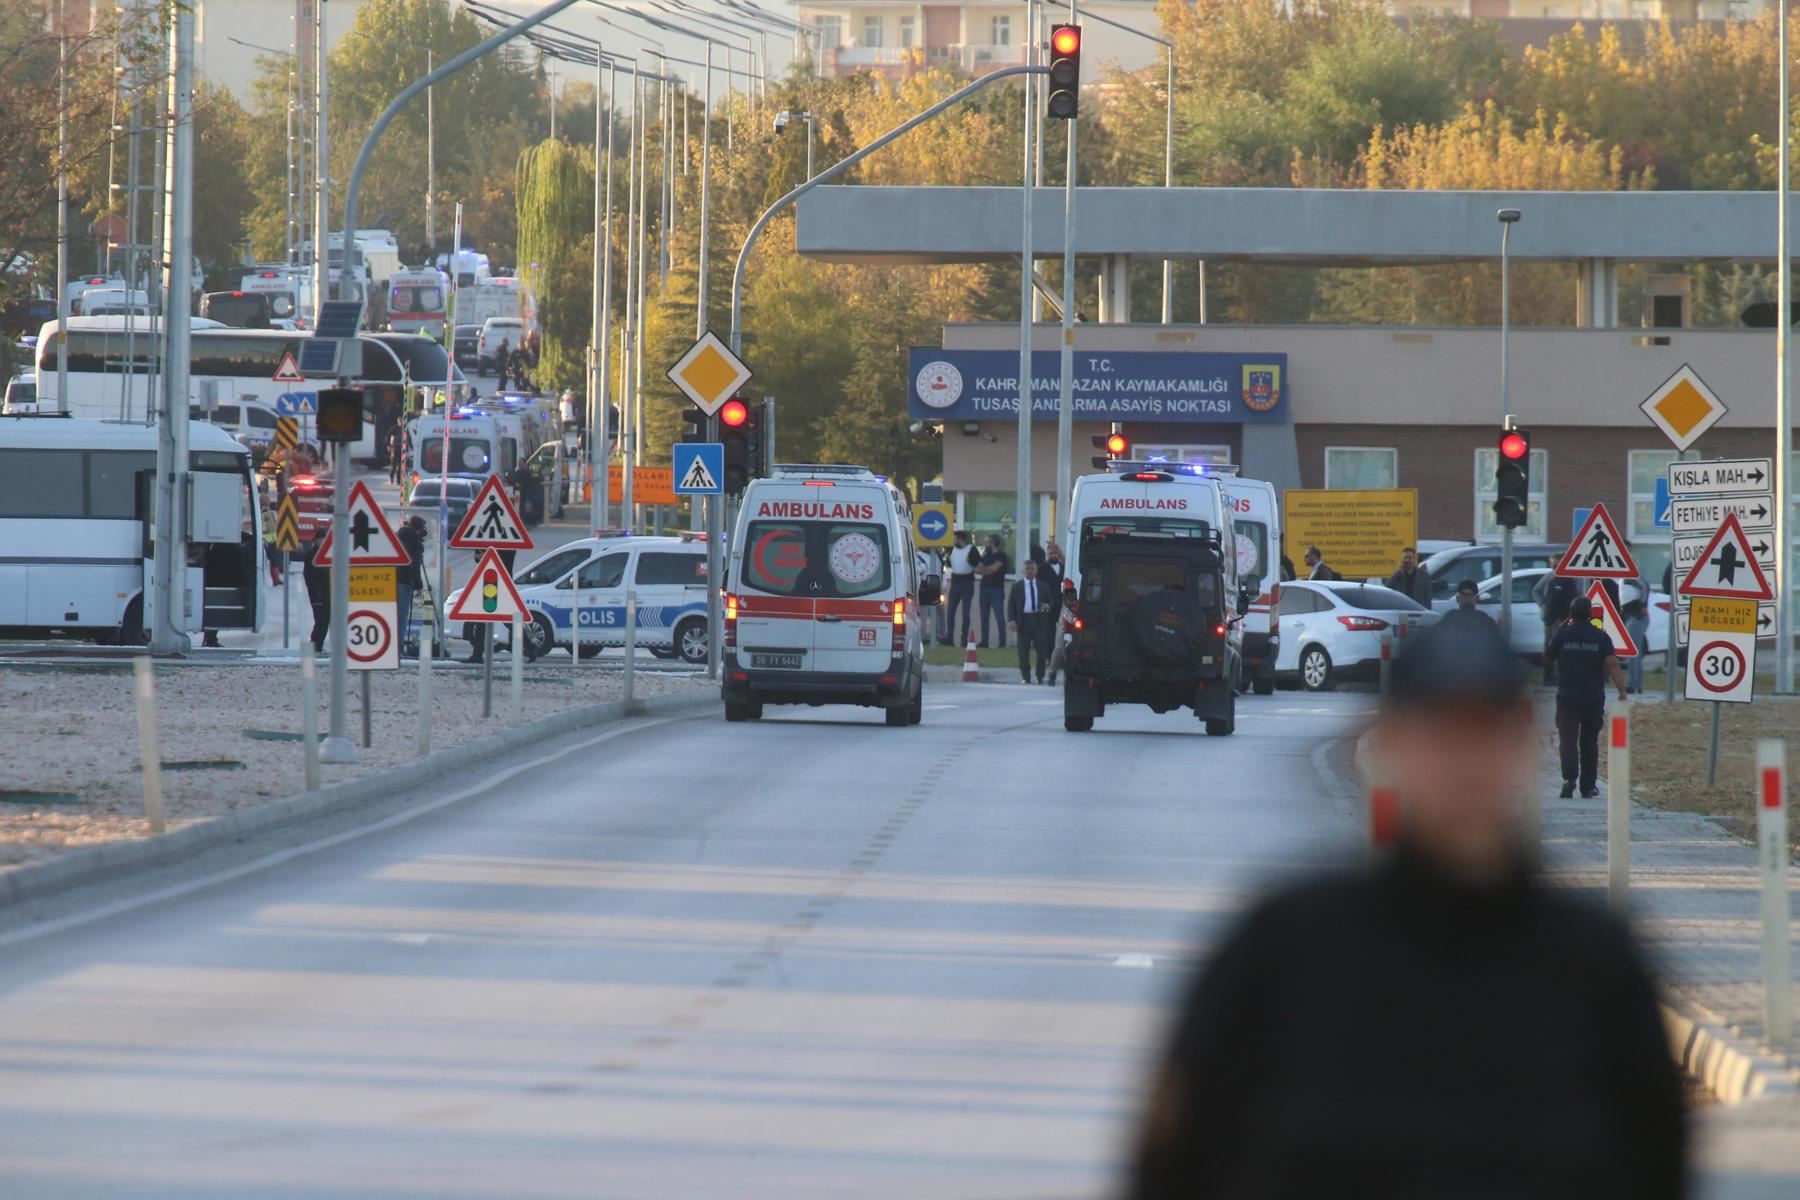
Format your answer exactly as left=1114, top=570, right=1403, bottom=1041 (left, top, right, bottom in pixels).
left=1065, top=461, right=1238, bottom=602
left=1221, top=474, right=1281, bottom=695
left=724, top=464, right=940, bottom=725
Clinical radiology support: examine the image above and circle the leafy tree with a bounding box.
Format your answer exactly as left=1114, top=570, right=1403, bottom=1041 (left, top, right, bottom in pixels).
left=515, top=140, right=593, bottom=392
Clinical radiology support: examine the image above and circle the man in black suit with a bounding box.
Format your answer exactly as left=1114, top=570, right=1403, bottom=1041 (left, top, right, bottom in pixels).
left=1008, top=558, right=1054, bottom=683
left=1039, top=540, right=1069, bottom=612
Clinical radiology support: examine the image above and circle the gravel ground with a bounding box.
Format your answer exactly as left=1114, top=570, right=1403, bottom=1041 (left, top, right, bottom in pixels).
left=0, top=658, right=708, bottom=868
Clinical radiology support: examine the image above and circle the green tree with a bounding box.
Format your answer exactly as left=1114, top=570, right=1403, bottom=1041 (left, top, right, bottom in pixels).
left=515, top=140, right=593, bottom=392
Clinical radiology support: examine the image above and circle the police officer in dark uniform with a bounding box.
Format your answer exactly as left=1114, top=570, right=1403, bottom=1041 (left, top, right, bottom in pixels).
left=1545, top=594, right=1628, bottom=799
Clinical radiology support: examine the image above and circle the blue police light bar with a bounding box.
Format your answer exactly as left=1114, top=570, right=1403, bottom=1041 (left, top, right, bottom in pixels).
left=1107, top=458, right=1240, bottom=476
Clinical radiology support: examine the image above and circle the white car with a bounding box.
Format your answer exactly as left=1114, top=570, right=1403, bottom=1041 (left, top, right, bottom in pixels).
left=445, top=535, right=711, bottom=664
left=1274, top=580, right=1439, bottom=691
left=1474, top=567, right=1669, bottom=658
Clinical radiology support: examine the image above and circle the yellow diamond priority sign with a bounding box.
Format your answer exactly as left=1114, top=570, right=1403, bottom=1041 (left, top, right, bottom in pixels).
left=667, top=330, right=752, bottom=417
left=1639, top=363, right=1726, bottom=452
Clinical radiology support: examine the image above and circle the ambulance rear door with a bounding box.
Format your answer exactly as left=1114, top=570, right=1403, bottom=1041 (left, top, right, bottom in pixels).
left=736, top=504, right=816, bottom=672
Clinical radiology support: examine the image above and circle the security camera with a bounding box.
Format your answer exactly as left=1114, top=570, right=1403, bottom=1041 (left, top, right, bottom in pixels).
left=773, top=111, right=790, bottom=134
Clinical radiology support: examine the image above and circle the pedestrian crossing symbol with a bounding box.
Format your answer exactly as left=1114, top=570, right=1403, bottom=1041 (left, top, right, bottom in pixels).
left=1553, top=502, right=1639, bottom=580
left=449, top=475, right=535, bottom=551
left=673, top=442, right=724, bottom=495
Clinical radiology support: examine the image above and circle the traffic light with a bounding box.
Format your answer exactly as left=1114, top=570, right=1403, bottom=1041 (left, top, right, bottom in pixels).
left=741, top=399, right=766, bottom=480
left=1048, top=24, right=1082, bottom=119
left=720, top=396, right=752, bottom=493
left=1494, top=428, right=1531, bottom=529
left=316, top=387, right=363, bottom=443
left=1090, top=430, right=1128, bottom=469
left=679, top=404, right=708, bottom=445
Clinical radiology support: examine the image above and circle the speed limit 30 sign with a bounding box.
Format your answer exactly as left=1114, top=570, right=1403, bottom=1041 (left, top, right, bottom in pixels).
left=1685, top=597, right=1757, bottom=704
left=346, top=604, right=399, bottom=671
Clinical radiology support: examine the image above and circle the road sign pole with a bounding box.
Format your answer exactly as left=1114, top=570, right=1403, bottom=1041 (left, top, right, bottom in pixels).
left=282, top=569, right=290, bottom=650
left=1707, top=700, right=1723, bottom=786
left=361, top=668, right=372, bottom=749
left=707, top=414, right=722, bottom=681
left=322, top=440, right=356, bottom=764
left=482, top=626, right=494, bottom=718
left=1666, top=583, right=1679, bottom=703
left=510, top=610, right=524, bottom=724
left=1607, top=702, right=1631, bottom=912
left=1500, top=524, right=1514, bottom=645
left=301, top=648, right=319, bottom=791
left=1757, top=739, right=1793, bottom=1048
left=417, top=635, right=432, bottom=756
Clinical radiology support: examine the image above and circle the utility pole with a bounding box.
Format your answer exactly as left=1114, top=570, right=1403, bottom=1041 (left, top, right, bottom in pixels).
left=590, top=52, right=608, bottom=535
left=1780, top=0, right=1795, bottom=694
left=151, top=0, right=196, bottom=656
left=620, top=67, right=638, bottom=526
left=598, top=59, right=618, bottom=533
left=313, top=0, right=329, bottom=324
left=1053, top=0, right=1078, bottom=527
left=55, top=0, right=69, bottom=411
left=1015, top=0, right=1036, bottom=573
left=425, top=47, right=436, bottom=248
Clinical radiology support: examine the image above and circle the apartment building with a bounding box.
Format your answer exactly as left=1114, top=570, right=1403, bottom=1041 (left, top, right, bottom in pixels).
left=791, top=0, right=1165, bottom=79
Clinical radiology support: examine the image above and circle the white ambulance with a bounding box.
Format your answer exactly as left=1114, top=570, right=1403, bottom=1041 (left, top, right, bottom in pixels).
left=1065, top=461, right=1239, bottom=601
left=724, top=464, right=940, bottom=725
left=1221, top=473, right=1281, bottom=695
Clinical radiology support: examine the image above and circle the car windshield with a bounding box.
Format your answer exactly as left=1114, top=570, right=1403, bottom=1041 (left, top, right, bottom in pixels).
left=1081, top=515, right=1213, bottom=541
left=421, top=436, right=494, bottom=474
left=514, top=547, right=589, bottom=586
left=1333, top=585, right=1428, bottom=611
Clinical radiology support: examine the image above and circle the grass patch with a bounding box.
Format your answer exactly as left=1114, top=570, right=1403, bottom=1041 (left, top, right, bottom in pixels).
left=1627, top=698, right=1798, bottom=846
left=924, top=643, right=1024, bottom=668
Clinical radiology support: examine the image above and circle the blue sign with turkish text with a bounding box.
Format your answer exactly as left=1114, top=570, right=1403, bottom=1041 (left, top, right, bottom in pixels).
left=908, top=349, right=1289, bottom=423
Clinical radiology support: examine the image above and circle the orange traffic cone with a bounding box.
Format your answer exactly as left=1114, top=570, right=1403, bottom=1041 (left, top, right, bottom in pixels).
left=961, top=625, right=982, bottom=682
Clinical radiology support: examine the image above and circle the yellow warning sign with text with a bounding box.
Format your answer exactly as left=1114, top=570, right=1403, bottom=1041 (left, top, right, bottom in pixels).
left=348, top=566, right=397, bottom=603
left=1282, top=489, right=1419, bottom=581
left=1690, top=596, right=1757, bottom=635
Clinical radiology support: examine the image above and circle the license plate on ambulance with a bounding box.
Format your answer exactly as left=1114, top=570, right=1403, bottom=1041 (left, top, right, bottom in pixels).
left=751, top=652, right=805, bottom=670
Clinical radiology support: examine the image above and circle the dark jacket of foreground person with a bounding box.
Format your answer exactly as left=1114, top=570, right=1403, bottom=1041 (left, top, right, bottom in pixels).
left=1129, top=846, right=1686, bottom=1200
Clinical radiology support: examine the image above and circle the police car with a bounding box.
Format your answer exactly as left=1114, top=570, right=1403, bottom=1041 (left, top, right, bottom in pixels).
left=723, top=464, right=940, bottom=724
left=454, top=535, right=711, bottom=663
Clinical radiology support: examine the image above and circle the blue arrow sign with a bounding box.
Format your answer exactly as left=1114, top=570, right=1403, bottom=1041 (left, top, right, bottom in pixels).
left=275, top=391, right=317, bottom=415
left=1572, top=506, right=1592, bottom=540
left=1652, top=477, right=1672, bottom=528
left=673, top=442, right=724, bottom=494
left=916, top=508, right=949, bottom=543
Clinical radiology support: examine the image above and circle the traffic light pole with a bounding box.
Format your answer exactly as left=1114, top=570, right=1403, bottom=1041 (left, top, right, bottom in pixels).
left=707, top=412, right=722, bottom=680
left=1498, top=212, right=1517, bottom=646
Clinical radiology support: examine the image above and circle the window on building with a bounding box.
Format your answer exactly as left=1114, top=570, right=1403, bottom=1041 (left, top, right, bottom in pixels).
left=813, top=16, right=842, bottom=49
left=1473, top=446, right=1548, bottom=543
left=1323, top=446, right=1397, bottom=490
left=898, top=15, right=915, bottom=48
left=862, top=15, right=883, bottom=46
left=1134, top=443, right=1232, bottom=466
left=991, top=15, right=1011, bottom=45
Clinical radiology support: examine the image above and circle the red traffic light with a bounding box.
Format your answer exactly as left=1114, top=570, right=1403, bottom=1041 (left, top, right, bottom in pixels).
left=719, top=398, right=749, bottom=428
left=1499, top=432, right=1529, bottom=460
left=1052, top=26, right=1080, bottom=54
left=1105, top=433, right=1128, bottom=455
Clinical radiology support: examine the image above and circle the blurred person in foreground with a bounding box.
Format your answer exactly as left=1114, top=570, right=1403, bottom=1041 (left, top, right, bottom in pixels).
left=1128, top=618, right=1685, bottom=1200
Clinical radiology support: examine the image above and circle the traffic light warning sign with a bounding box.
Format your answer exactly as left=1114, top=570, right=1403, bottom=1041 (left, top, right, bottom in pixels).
left=447, top=548, right=530, bottom=623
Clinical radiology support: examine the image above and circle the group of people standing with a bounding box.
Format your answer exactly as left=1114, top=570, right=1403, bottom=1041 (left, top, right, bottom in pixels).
left=927, top=531, right=1072, bottom=683
left=493, top=331, right=539, bottom=393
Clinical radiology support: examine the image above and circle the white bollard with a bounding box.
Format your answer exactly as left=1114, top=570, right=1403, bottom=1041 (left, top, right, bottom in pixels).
left=132, top=657, right=166, bottom=835
left=623, top=588, right=637, bottom=711
left=417, top=635, right=432, bottom=756
left=510, top=610, right=525, bottom=725
left=301, top=648, right=320, bottom=791
left=1607, top=701, right=1631, bottom=913
left=1756, top=740, right=1792, bottom=1049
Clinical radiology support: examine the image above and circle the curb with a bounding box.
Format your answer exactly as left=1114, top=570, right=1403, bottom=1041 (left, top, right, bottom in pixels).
left=0, top=690, right=714, bottom=910
left=1664, top=999, right=1799, bottom=1104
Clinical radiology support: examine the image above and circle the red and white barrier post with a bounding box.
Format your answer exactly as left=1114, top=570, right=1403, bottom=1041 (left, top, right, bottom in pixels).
left=1368, top=774, right=1400, bottom=850
left=1607, top=701, right=1631, bottom=912
left=1756, top=740, right=1792, bottom=1049
left=961, top=624, right=981, bottom=683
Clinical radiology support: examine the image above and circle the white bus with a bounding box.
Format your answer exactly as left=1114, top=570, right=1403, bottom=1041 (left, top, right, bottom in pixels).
left=32, top=320, right=469, bottom=466
left=385, top=268, right=449, bottom=338
left=0, top=415, right=263, bottom=642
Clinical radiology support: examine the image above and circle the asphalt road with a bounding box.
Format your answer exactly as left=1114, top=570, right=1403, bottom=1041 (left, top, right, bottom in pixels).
left=0, top=684, right=1367, bottom=1198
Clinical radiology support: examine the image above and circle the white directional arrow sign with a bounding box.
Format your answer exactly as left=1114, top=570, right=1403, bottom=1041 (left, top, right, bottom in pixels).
left=1667, top=457, right=1773, bottom=497
left=1670, top=494, right=1776, bottom=534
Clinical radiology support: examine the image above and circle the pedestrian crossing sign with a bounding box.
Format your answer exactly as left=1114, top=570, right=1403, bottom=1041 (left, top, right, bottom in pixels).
left=673, top=442, right=724, bottom=495
left=1553, top=502, right=1639, bottom=580
left=449, top=474, right=534, bottom=551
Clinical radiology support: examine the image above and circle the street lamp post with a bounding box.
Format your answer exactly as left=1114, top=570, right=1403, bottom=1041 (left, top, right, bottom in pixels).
left=1498, top=207, right=1521, bottom=645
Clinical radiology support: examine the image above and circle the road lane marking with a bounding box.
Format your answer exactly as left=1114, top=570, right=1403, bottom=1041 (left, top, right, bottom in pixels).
left=0, top=717, right=679, bottom=948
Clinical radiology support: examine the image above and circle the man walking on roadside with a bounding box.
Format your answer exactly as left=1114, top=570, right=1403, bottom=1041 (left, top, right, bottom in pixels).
left=397, top=515, right=426, bottom=656
left=1007, top=558, right=1053, bottom=684
left=1129, top=618, right=1686, bottom=1200
left=1385, top=546, right=1432, bottom=606
left=1546, top=593, right=1628, bottom=799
